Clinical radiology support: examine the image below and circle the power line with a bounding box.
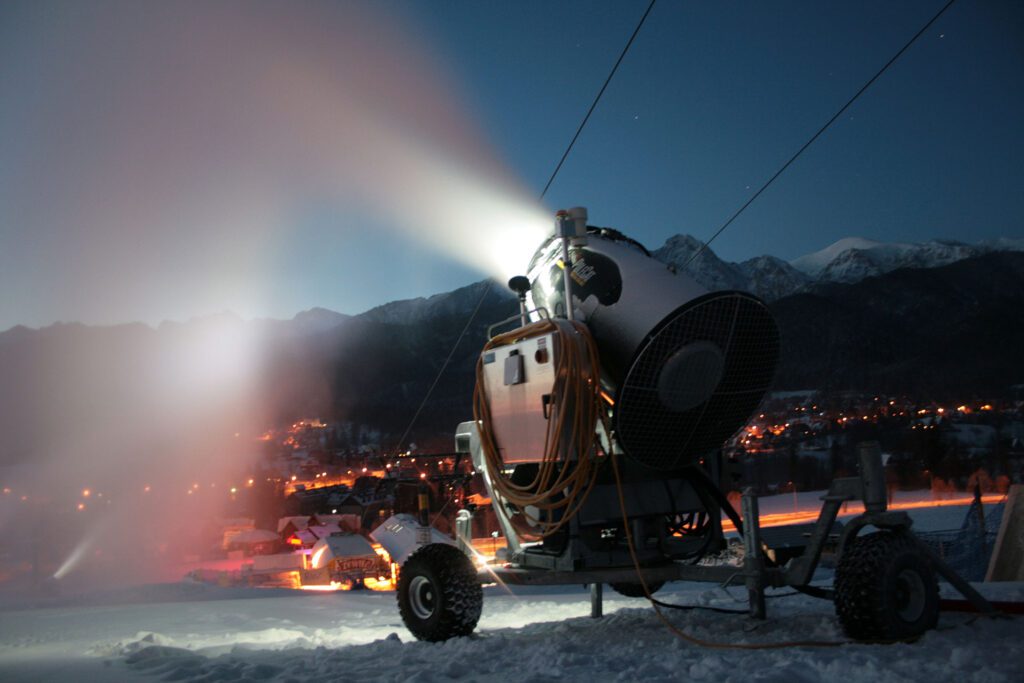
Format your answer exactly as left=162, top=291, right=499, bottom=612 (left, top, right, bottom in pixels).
left=540, top=0, right=657, bottom=199
left=391, top=280, right=493, bottom=452
left=682, top=0, right=959, bottom=270
left=392, top=3, right=658, bottom=450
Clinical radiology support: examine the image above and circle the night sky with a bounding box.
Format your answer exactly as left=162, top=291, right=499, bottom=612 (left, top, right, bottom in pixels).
left=1, top=0, right=1021, bottom=330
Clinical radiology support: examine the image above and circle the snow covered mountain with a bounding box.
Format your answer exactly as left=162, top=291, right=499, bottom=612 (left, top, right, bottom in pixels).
left=651, top=235, right=748, bottom=292
left=360, top=280, right=514, bottom=325
left=789, top=237, right=996, bottom=283
left=653, top=234, right=1024, bottom=299
left=736, top=255, right=811, bottom=301
left=651, top=235, right=811, bottom=301
left=286, top=307, right=351, bottom=334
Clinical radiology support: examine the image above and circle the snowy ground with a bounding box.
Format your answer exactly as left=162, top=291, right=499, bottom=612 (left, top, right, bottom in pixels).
left=1, top=498, right=1019, bottom=682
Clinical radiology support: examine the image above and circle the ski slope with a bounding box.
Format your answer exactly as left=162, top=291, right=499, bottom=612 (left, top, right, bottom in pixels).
left=0, top=502, right=1019, bottom=682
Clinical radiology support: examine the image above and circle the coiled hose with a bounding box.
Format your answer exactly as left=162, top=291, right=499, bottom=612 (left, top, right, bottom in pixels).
left=473, top=318, right=606, bottom=538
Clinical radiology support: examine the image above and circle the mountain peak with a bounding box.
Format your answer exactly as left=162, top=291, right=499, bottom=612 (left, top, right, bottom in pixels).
left=290, top=307, right=350, bottom=334
left=649, top=232, right=1022, bottom=300
left=661, top=234, right=704, bottom=250
left=790, top=237, right=899, bottom=276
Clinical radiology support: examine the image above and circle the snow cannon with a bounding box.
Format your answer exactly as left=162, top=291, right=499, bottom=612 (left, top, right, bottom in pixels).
left=525, top=208, right=779, bottom=470
left=380, top=207, right=985, bottom=645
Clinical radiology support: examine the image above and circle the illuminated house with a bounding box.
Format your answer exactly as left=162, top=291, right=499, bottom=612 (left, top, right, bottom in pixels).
left=284, top=483, right=351, bottom=515
left=277, top=515, right=312, bottom=538
left=311, top=513, right=360, bottom=532
left=287, top=522, right=342, bottom=549
left=306, top=532, right=383, bottom=586
left=224, top=528, right=281, bottom=556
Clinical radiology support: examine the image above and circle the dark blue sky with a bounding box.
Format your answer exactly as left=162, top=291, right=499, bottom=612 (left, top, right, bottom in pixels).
left=1, top=1, right=1021, bottom=329
left=407, top=0, right=1023, bottom=258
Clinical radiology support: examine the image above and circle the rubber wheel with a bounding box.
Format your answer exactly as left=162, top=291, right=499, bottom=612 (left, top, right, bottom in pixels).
left=610, top=581, right=664, bottom=598
left=397, top=544, right=483, bottom=642
left=834, top=531, right=939, bottom=641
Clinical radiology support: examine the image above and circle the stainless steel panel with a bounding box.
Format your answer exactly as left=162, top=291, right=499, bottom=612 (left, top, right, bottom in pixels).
left=481, top=331, right=556, bottom=464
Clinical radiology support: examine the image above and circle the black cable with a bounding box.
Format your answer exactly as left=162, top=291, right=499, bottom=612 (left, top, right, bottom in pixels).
left=540, top=0, right=657, bottom=199
left=794, top=585, right=834, bottom=600
left=392, top=2, right=658, bottom=456
left=390, top=280, right=493, bottom=453
left=684, top=466, right=835, bottom=600
left=650, top=597, right=748, bottom=615
left=651, top=587, right=814, bottom=614
left=587, top=227, right=652, bottom=256
left=684, top=465, right=744, bottom=536
left=683, top=0, right=959, bottom=270
left=678, top=471, right=719, bottom=563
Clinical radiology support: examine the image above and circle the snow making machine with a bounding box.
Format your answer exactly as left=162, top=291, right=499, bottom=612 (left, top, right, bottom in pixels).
left=378, top=207, right=995, bottom=643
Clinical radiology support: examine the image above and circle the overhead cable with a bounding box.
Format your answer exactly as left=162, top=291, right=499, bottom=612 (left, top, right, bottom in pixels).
left=540, top=0, right=657, bottom=199
left=683, top=0, right=959, bottom=270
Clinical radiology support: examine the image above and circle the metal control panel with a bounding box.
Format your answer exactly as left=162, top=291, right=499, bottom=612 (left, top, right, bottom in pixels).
left=480, top=330, right=556, bottom=464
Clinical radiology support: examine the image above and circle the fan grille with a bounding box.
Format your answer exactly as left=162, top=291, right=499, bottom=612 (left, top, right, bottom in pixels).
left=613, top=292, right=779, bottom=470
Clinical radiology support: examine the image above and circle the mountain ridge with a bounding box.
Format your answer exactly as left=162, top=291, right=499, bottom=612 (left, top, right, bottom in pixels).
left=653, top=233, right=1024, bottom=301
left=0, top=251, right=1021, bottom=466
left=3, top=233, right=1019, bottom=336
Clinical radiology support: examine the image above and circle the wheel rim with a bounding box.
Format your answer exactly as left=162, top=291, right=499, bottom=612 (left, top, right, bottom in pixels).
left=895, top=568, right=926, bottom=622
left=408, top=575, right=437, bottom=620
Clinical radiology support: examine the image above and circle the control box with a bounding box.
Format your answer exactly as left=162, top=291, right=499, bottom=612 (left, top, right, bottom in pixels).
left=480, top=330, right=556, bottom=464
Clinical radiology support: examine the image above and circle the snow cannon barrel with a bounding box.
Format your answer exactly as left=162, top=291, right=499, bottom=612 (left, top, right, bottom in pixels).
left=526, top=222, right=779, bottom=471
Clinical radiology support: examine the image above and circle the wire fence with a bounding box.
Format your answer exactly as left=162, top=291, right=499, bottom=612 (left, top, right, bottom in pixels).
left=916, top=497, right=1005, bottom=582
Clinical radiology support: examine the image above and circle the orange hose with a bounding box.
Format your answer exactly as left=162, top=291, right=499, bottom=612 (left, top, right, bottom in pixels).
left=473, top=318, right=606, bottom=538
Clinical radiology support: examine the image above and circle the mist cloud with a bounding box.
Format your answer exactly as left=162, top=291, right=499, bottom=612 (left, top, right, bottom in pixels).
left=0, top=0, right=549, bottom=591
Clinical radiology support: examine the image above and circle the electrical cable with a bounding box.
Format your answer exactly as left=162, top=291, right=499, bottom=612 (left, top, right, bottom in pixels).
left=391, top=2, right=657, bottom=455
left=649, top=597, right=748, bottom=616
left=391, top=280, right=494, bottom=453
left=540, top=0, right=657, bottom=199
left=682, top=0, right=959, bottom=271
left=610, top=452, right=854, bottom=650
left=681, top=464, right=835, bottom=599
left=663, top=475, right=716, bottom=564
left=474, top=318, right=607, bottom=538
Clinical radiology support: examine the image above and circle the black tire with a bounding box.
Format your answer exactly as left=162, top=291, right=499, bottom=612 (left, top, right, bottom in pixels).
left=397, top=544, right=483, bottom=642
left=835, top=531, right=939, bottom=641
left=609, top=581, right=664, bottom=598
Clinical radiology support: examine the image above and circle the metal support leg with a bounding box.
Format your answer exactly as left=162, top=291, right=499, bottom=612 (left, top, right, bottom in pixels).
left=455, top=509, right=473, bottom=558
left=741, top=489, right=766, bottom=619
left=853, top=441, right=996, bottom=616
left=590, top=583, right=603, bottom=618
left=858, top=441, right=887, bottom=513
left=912, top=538, right=997, bottom=616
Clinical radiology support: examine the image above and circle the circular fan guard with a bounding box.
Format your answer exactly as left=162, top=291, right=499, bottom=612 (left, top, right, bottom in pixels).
left=613, top=292, right=779, bottom=470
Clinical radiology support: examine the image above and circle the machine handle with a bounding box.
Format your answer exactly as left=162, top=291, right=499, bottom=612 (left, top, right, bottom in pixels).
left=487, top=307, right=550, bottom=339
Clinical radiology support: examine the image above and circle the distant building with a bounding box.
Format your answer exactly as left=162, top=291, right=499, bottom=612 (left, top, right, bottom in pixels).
left=307, top=532, right=384, bottom=586
left=224, top=529, right=281, bottom=556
